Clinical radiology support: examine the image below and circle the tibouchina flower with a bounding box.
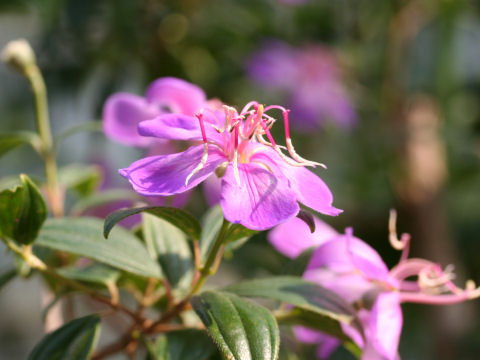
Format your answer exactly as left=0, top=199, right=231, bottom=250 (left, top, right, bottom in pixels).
left=268, top=211, right=480, bottom=359
left=103, top=77, right=206, bottom=148
left=120, top=102, right=342, bottom=230
left=103, top=77, right=208, bottom=207
left=248, top=41, right=356, bottom=130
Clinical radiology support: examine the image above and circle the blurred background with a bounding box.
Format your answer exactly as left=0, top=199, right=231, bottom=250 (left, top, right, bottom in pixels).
left=1, top=0, right=480, bottom=359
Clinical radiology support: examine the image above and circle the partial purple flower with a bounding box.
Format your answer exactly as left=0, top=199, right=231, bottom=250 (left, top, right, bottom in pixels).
left=269, top=211, right=480, bottom=359
left=120, top=102, right=342, bottom=230
left=248, top=42, right=356, bottom=130
left=103, top=77, right=206, bottom=147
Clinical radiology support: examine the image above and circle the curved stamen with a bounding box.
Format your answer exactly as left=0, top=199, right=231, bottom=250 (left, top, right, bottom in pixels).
left=185, top=112, right=209, bottom=186
left=232, top=124, right=241, bottom=185
left=389, top=209, right=411, bottom=263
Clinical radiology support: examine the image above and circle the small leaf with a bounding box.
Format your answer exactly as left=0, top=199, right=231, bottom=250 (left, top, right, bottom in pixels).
left=224, top=223, right=258, bottom=244
left=0, top=131, right=41, bottom=157
left=70, top=189, right=140, bottom=215
left=0, top=268, right=16, bottom=290
left=0, top=174, right=47, bottom=245
left=223, top=276, right=357, bottom=329
left=36, top=217, right=162, bottom=278
left=58, top=164, right=101, bottom=197
left=296, top=210, right=315, bottom=233
left=200, top=205, right=257, bottom=261
left=57, top=264, right=121, bottom=287
left=142, top=213, right=193, bottom=289
left=28, top=314, right=101, bottom=360
left=200, top=205, right=224, bottom=260
left=146, top=329, right=217, bottom=360
left=104, top=206, right=201, bottom=241
left=191, top=290, right=280, bottom=360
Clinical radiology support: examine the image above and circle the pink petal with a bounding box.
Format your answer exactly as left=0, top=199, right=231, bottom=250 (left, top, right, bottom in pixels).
left=268, top=216, right=339, bottom=258
left=286, top=166, right=342, bottom=216
left=103, top=93, right=159, bottom=147
left=138, top=114, right=224, bottom=144
left=145, top=77, right=206, bottom=115
left=364, top=292, right=402, bottom=360
left=119, top=145, right=226, bottom=196
left=307, top=236, right=390, bottom=283
left=220, top=163, right=299, bottom=231
left=248, top=147, right=341, bottom=216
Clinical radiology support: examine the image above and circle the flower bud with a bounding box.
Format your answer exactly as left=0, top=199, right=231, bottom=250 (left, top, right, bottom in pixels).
left=1, top=39, right=36, bottom=74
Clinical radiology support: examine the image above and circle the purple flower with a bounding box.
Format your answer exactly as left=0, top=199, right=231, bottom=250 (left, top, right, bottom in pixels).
left=248, top=42, right=356, bottom=130
left=268, top=211, right=480, bottom=359
left=103, top=77, right=207, bottom=147
left=120, top=102, right=342, bottom=230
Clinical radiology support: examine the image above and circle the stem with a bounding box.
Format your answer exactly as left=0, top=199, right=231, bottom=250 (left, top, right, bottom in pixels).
left=24, top=64, right=63, bottom=217
left=191, top=218, right=230, bottom=295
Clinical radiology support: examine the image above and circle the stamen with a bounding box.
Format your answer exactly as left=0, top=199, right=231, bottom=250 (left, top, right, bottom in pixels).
left=232, top=125, right=241, bottom=185
left=185, top=112, right=209, bottom=186
left=388, top=209, right=411, bottom=263
left=283, top=110, right=326, bottom=168
left=240, top=101, right=259, bottom=116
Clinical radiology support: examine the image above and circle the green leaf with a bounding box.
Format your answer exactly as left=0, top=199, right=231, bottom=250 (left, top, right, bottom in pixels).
left=191, top=290, right=280, bottom=360
left=200, top=205, right=224, bottom=260
left=104, top=206, right=201, bottom=241
left=70, top=189, right=139, bottom=215
left=146, top=329, right=217, bottom=360
left=224, top=223, right=258, bottom=244
left=222, top=276, right=358, bottom=330
left=58, top=164, right=101, bottom=197
left=275, top=307, right=349, bottom=342
left=0, top=268, right=16, bottom=290
left=28, top=314, right=101, bottom=360
left=36, top=217, right=162, bottom=278
left=0, top=174, right=47, bottom=245
left=57, top=263, right=121, bottom=287
left=0, top=131, right=41, bottom=157
left=142, top=213, right=193, bottom=289
left=200, top=205, right=257, bottom=260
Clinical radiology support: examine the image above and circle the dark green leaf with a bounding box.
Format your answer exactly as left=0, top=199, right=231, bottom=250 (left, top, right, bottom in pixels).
left=146, top=329, right=217, bottom=360
left=191, top=290, right=280, bottom=360
left=275, top=307, right=348, bottom=342
left=57, top=263, right=121, bottom=286
left=223, top=276, right=358, bottom=330
left=296, top=210, right=315, bottom=233
left=29, top=315, right=101, bottom=360
left=36, top=217, right=162, bottom=278
left=0, top=174, right=47, bottom=245
left=58, top=164, right=101, bottom=197
left=0, top=131, right=41, bottom=157
left=142, top=213, right=193, bottom=290
left=104, top=206, right=201, bottom=241
left=0, top=268, right=16, bottom=290
left=70, top=189, right=139, bottom=215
